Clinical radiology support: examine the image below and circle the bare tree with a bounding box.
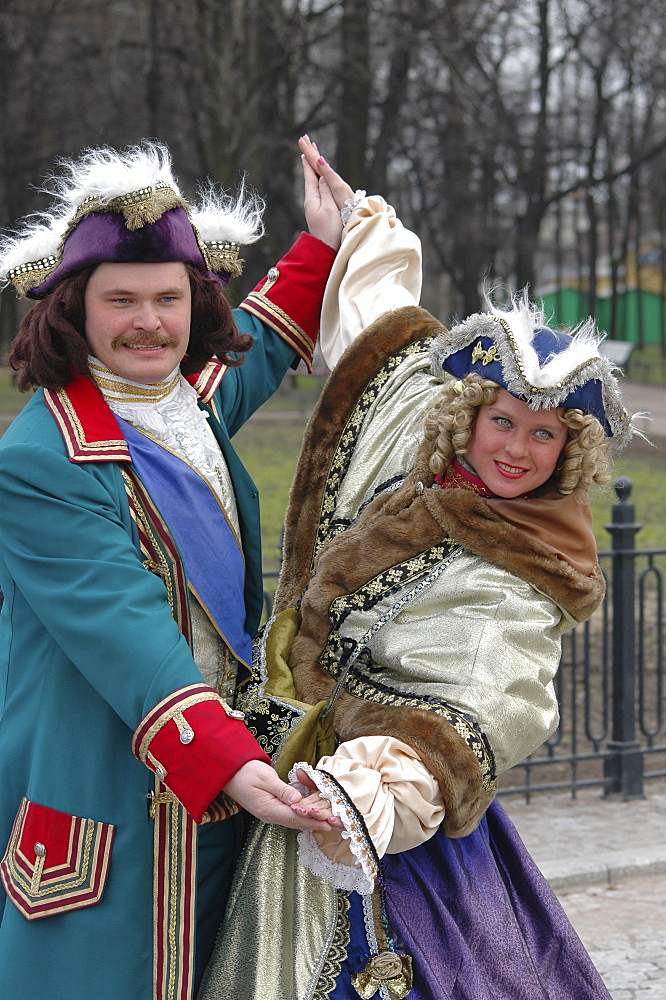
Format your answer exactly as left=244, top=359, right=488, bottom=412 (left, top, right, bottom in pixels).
left=1, top=0, right=665, bottom=350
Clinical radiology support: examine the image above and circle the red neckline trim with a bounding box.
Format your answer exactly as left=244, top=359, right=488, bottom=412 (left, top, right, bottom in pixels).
left=45, top=361, right=228, bottom=463
left=434, top=459, right=532, bottom=499
left=434, top=459, right=495, bottom=497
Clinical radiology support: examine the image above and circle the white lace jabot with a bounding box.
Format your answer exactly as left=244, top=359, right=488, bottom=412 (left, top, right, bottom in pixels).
left=88, top=357, right=240, bottom=533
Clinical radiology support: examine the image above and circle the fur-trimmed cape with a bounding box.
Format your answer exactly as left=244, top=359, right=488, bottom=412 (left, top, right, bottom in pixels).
left=276, top=306, right=606, bottom=837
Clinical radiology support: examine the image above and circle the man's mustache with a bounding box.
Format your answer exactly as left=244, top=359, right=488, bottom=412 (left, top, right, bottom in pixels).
left=111, top=334, right=180, bottom=350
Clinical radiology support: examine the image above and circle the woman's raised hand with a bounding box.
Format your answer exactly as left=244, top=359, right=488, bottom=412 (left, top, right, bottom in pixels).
left=299, top=135, right=355, bottom=251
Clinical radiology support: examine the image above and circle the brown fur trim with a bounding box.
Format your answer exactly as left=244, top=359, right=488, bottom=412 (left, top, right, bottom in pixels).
left=274, top=306, right=444, bottom=612
left=294, top=476, right=603, bottom=633
left=419, top=487, right=605, bottom=622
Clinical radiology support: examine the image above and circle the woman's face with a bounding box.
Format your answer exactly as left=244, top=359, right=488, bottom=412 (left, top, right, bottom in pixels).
left=465, top=387, right=567, bottom=498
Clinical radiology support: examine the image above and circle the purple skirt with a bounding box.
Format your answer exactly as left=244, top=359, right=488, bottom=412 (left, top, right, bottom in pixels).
left=334, top=799, right=610, bottom=1000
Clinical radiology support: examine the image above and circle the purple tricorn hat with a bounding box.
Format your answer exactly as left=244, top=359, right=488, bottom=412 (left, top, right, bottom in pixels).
left=0, top=142, right=264, bottom=299
left=23, top=205, right=236, bottom=297
left=430, top=295, right=635, bottom=449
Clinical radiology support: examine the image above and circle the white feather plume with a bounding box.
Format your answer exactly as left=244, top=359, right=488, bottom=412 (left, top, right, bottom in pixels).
left=0, top=140, right=265, bottom=283
left=192, top=177, right=264, bottom=246
left=43, top=141, right=182, bottom=208
left=488, top=292, right=603, bottom=389
left=0, top=221, right=67, bottom=277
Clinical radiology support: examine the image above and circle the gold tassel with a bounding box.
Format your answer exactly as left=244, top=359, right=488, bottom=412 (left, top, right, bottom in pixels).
left=30, top=843, right=47, bottom=894
left=351, top=952, right=413, bottom=999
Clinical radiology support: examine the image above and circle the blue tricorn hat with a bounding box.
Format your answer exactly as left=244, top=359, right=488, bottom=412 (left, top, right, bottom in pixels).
left=430, top=297, right=634, bottom=448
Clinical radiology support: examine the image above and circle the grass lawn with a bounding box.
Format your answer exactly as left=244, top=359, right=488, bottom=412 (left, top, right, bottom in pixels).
left=625, top=344, right=666, bottom=385
left=0, top=370, right=28, bottom=412
left=590, top=441, right=666, bottom=552
left=234, top=416, right=306, bottom=579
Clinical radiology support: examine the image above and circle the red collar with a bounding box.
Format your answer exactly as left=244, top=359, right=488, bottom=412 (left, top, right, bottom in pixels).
left=434, top=459, right=532, bottom=499
left=434, top=459, right=496, bottom=497
left=43, top=360, right=227, bottom=463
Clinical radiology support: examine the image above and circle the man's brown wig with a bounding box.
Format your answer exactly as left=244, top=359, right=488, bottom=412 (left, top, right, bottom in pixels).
left=9, top=264, right=253, bottom=392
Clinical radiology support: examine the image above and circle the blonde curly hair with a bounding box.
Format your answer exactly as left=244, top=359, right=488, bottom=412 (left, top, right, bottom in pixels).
left=415, top=374, right=610, bottom=495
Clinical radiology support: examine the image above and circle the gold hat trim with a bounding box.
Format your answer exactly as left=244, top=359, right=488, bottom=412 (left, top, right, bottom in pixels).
left=7, top=183, right=243, bottom=295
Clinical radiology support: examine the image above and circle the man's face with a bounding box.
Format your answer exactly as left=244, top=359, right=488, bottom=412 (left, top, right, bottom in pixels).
left=84, top=261, right=192, bottom=384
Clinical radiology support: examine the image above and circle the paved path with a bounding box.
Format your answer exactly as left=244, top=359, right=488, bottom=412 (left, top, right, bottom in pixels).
left=558, top=875, right=665, bottom=999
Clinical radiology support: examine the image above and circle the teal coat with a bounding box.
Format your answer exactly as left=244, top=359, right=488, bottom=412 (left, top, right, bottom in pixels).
left=0, top=234, right=335, bottom=1000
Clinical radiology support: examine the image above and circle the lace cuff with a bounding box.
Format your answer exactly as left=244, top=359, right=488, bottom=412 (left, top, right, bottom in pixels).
left=289, top=763, right=378, bottom=896
left=340, top=189, right=367, bottom=226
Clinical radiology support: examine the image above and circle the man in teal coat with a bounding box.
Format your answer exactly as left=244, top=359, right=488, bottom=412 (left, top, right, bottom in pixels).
left=0, top=138, right=350, bottom=999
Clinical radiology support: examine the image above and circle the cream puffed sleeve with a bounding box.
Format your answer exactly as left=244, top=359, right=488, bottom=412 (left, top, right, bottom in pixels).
left=289, top=736, right=444, bottom=895
left=318, top=195, right=422, bottom=369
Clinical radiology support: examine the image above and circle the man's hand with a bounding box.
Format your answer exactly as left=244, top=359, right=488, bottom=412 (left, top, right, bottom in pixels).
left=222, top=759, right=341, bottom=831
left=299, top=135, right=354, bottom=250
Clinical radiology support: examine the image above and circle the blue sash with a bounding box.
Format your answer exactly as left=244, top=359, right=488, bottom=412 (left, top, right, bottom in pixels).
left=119, top=418, right=252, bottom=667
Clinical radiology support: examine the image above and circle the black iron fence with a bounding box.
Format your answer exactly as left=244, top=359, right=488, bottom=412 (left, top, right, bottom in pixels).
left=263, top=477, right=666, bottom=802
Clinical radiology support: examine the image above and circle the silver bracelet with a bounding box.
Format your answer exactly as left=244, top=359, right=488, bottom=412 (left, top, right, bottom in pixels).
left=340, top=189, right=367, bottom=226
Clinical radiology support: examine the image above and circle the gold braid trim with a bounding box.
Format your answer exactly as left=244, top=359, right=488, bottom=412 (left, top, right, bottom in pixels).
left=312, top=891, right=352, bottom=1000
left=75, top=185, right=186, bottom=231
left=202, top=240, right=243, bottom=277
left=7, top=261, right=60, bottom=297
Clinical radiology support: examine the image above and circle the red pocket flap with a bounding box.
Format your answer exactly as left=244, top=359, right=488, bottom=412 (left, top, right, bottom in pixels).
left=0, top=798, right=115, bottom=920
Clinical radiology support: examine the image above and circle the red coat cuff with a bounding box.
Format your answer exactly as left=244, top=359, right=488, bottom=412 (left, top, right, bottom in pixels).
left=239, top=232, right=337, bottom=370
left=132, top=683, right=271, bottom=823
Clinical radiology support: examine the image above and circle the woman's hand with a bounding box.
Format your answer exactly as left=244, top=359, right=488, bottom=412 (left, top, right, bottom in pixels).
left=222, top=759, right=337, bottom=831
left=299, top=135, right=354, bottom=251
left=290, top=767, right=344, bottom=828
